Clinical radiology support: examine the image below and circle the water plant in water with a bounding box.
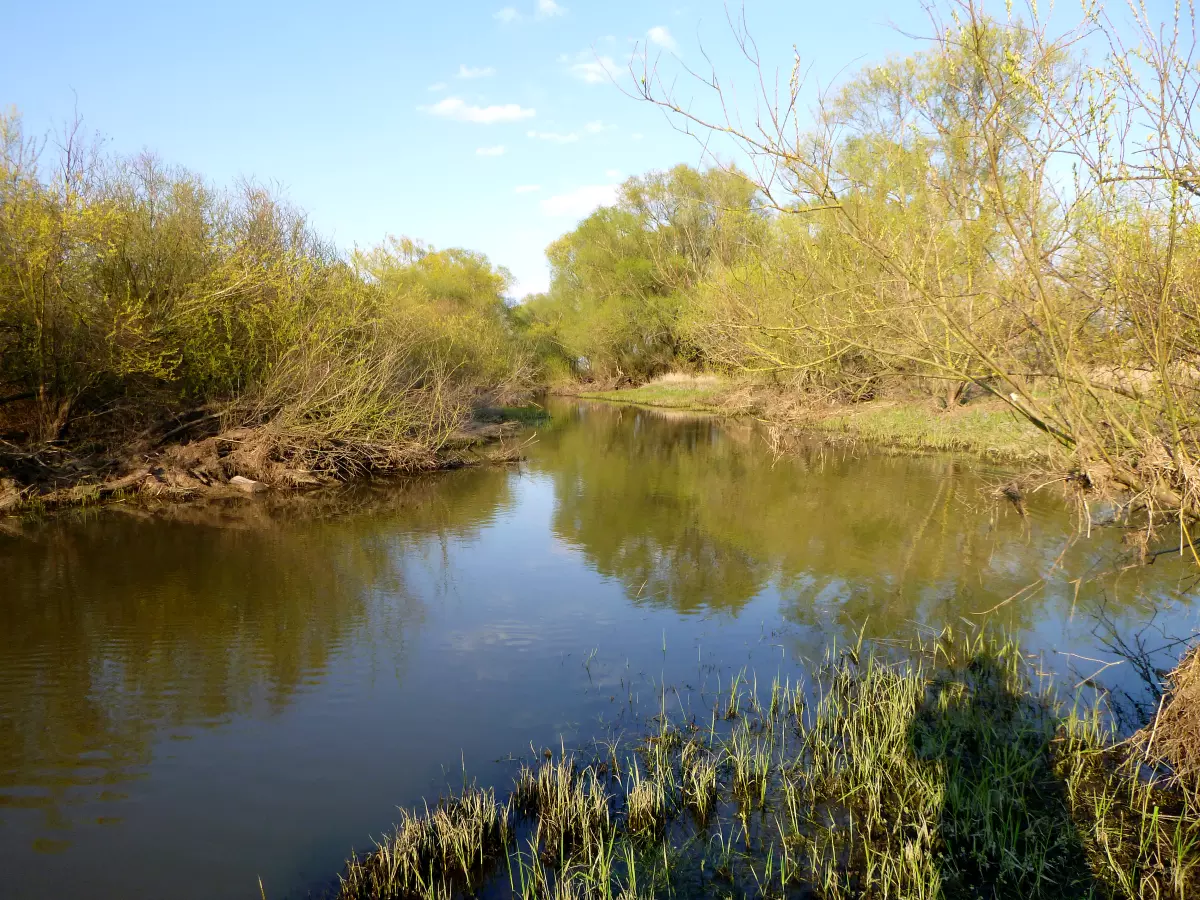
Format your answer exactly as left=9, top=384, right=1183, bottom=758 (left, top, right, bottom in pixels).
left=338, top=786, right=509, bottom=899
left=335, top=631, right=1200, bottom=899
left=681, top=739, right=718, bottom=824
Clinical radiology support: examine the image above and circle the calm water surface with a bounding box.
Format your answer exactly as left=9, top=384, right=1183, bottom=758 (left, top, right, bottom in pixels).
left=1, top=399, right=1197, bottom=898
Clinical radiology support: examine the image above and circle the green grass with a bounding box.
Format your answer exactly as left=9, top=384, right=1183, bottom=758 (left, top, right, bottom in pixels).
left=578, top=374, right=1056, bottom=462
left=577, top=376, right=729, bottom=413
left=813, top=401, right=1058, bottom=461
left=333, top=632, right=1200, bottom=900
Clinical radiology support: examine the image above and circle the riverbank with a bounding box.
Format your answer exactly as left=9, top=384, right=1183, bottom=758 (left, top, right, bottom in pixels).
left=0, top=406, right=540, bottom=516
left=574, top=374, right=1058, bottom=462
left=1, top=115, right=542, bottom=520
left=334, top=632, right=1199, bottom=900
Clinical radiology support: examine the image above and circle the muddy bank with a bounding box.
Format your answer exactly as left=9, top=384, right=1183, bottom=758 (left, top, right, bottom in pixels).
left=0, top=410, right=533, bottom=515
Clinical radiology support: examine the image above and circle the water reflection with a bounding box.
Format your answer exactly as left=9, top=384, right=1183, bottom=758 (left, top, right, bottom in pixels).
left=537, top=399, right=1192, bottom=645
left=0, top=469, right=513, bottom=836
left=0, top=399, right=1194, bottom=899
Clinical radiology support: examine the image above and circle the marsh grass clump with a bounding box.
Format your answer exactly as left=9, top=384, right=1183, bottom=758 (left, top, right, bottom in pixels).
left=336, top=631, right=1200, bottom=899
left=789, top=632, right=1200, bottom=899
left=641, top=715, right=683, bottom=784
left=624, top=764, right=668, bottom=837
left=338, top=786, right=509, bottom=900
left=513, top=754, right=612, bottom=860
left=1056, top=710, right=1200, bottom=899
left=727, top=720, right=773, bottom=805
left=723, top=670, right=745, bottom=720
left=681, top=741, right=718, bottom=823
left=806, top=635, right=1079, bottom=898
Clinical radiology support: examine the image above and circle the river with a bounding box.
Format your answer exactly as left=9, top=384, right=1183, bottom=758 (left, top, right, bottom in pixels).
left=1, top=398, right=1196, bottom=898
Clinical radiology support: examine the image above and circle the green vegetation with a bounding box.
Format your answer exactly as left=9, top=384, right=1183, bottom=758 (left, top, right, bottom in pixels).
left=577, top=374, right=1053, bottom=459
left=4, top=0, right=1198, bottom=893
left=803, top=402, right=1053, bottom=460
left=334, top=633, right=1200, bottom=899
left=522, top=0, right=1200, bottom=520
left=514, top=166, right=761, bottom=385
left=577, top=374, right=730, bottom=413
left=0, top=116, right=534, bottom=499
left=7, top=0, right=1200, bottom=514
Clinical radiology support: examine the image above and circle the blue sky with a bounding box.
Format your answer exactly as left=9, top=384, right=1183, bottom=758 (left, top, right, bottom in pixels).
left=1, top=0, right=1172, bottom=296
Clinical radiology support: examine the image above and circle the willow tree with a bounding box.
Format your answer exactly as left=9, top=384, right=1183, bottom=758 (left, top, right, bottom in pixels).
left=530, top=164, right=761, bottom=381
left=635, top=0, right=1200, bottom=521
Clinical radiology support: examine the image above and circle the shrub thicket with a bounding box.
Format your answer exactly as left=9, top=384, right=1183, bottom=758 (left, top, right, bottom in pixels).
left=526, top=0, right=1200, bottom=520
left=0, top=115, right=534, bottom=477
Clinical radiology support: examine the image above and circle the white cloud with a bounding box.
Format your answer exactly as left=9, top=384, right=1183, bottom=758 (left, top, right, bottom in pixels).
left=424, top=96, right=536, bottom=124
left=526, top=121, right=611, bottom=146
left=515, top=274, right=550, bottom=297
left=605, top=169, right=622, bottom=179
left=428, top=82, right=448, bottom=92
left=647, top=26, right=678, bottom=53
left=458, top=64, right=496, bottom=79
left=527, top=129, right=579, bottom=144
left=630, top=132, right=644, bottom=141
left=569, top=55, right=618, bottom=84
left=514, top=184, right=542, bottom=193
left=494, top=2, right=564, bottom=25
left=476, top=145, right=506, bottom=156
left=541, top=183, right=619, bottom=217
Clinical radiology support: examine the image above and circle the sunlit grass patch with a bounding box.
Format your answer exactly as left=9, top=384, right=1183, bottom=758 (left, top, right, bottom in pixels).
left=579, top=374, right=730, bottom=413
left=807, top=401, right=1057, bottom=460
left=338, top=785, right=509, bottom=899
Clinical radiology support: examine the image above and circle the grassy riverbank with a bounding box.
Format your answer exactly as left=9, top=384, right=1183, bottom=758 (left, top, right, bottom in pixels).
left=514, top=1, right=1200, bottom=517
left=577, top=375, right=1056, bottom=462
left=577, top=375, right=732, bottom=414
left=335, top=632, right=1199, bottom=900
left=800, top=403, right=1054, bottom=460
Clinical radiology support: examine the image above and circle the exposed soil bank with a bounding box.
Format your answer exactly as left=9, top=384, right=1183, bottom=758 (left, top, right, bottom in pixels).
left=571, top=375, right=1056, bottom=462
left=0, top=407, right=538, bottom=516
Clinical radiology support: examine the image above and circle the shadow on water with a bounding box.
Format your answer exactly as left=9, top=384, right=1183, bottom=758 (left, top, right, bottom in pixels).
left=908, top=649, right=1097, bottom=899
